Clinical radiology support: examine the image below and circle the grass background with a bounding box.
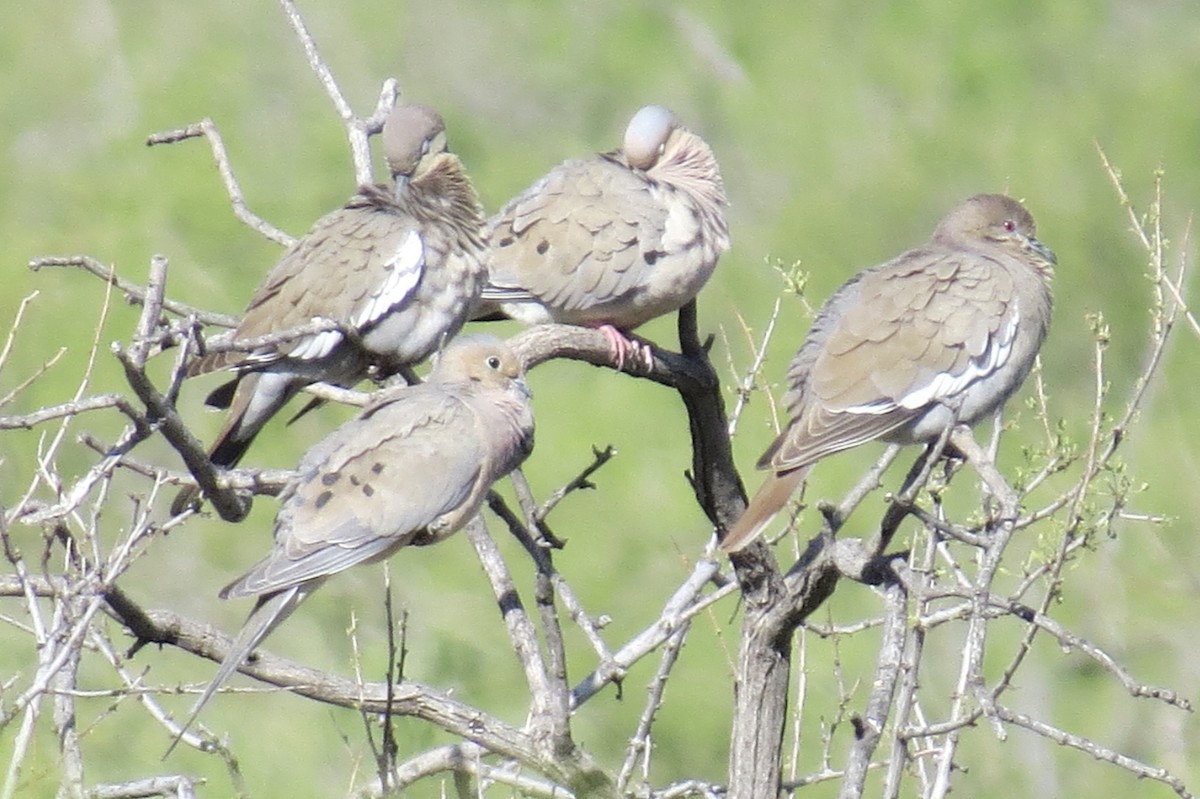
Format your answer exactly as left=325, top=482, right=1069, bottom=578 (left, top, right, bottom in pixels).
left=2, top=1, right=1198, bottom=796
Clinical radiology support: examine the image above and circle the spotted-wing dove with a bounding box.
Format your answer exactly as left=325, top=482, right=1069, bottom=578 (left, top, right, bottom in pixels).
left=721, top=194, right=1056, bottom=553
left=172, top=103, right=486, bottom=515
left=167, top=335, right=534, bottom=750
left=479, top=104, right=730, bottom=369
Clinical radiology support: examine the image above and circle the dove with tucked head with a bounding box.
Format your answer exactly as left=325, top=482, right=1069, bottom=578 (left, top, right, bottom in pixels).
left=479, top=104, right=730, bottom=369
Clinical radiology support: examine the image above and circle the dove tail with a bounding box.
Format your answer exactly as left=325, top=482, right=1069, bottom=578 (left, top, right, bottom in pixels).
left=206, top=371, right=304, bottom=469
left=720, top=467, right=809, bottom=553
left=164, top=583, right=314, bottom=757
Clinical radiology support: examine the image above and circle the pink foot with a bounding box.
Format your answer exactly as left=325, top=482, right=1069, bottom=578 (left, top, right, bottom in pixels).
left=595, top=324, right=654, bottom=372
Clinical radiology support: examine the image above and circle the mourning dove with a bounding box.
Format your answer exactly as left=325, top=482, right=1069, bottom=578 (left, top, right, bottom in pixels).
left=172, top=103, right=486, bottom=515
left=479, top=104, right=730, bottom=369
left=721, top=194, right=1056, bottom=552
left=167, top=335, right=534, bottom=751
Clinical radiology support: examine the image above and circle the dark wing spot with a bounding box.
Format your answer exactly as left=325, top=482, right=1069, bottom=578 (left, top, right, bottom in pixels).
left=499, top=236, right=514, bottom=247
left=321, top=473, right=340, bottom=486
left=371, top=462, right=385, bottom=474
left=643, top=251, right=659, bottom=265
left=315, top=490, right=333, bottom=509
left=362, top=484, right=375, bottom=497
left=350, top=475, right=361, bottom=486
left=536, top=239, right=550, bottom=255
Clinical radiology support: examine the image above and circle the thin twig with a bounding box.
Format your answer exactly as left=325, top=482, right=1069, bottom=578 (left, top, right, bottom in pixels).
left=276, top=0, right=399, bottom=185
left=30, top=256, right=241, bottom=327
left=994, top=705, right=1194, bottom=799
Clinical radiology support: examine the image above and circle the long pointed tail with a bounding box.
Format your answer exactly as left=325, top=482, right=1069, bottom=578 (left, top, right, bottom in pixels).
left=720, top=467, right=809, bottom=553
left=164, top=581, right=318, bottom=757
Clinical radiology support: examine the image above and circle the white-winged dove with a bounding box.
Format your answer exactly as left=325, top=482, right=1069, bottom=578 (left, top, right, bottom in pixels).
left=721, top=194, right=1056, bottom=553
left=167, top=335, right=534, bottom=750
left=479, top=104, right=730, bottom=368
left=172, top=104, right=486, bottom=514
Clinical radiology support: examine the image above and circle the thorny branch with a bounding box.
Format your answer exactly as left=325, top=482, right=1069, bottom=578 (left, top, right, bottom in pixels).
left=2, top=6, right=1194, bottom=799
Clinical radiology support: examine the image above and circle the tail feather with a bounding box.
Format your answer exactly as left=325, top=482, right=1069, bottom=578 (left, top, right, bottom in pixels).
left=205, top=423, right=258, bottom=472
left=164, top=581, right=318, bottom=757
left=187, top=350, right=239, bottom=379
left=205, top=371, right=303, bottom=469
left=202, top=377, right=239, bottom=410
left=720, top=467, right=809, bottom=553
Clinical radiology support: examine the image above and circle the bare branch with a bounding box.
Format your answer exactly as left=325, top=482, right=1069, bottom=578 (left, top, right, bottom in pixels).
left=839, top=580, right=907, bottom=798
left=110, top=343, right=251, bottom=522
left=725, top=294, right=782, bottom=437
left=994, top=705, right=1195, bottom=799
left=29, top=256, right=239, bottom=327
left=0, top=395, right=135, bottom=431
left=87, top=776, right=203, bottom=799
left=617, top=626, right=691, bottom=794
left=103, top=591, right=601, bottom=788
left=536, top=445, right=616, bottom=521
left=571, top=558, right=735, bottom=709
left=0, top=346, right=67, bottom=411
left=276, top=0, right=399, bottom=185
left=146, top=120, right=295, bottom=246
left=0, top=292, right=53, bottom=400
left=375, top=743, right=571, bottom=799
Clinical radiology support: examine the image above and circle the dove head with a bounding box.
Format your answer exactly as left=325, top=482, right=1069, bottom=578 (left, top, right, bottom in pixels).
left=935, top=193, right=1058, bottom=269
left=383, top=103, right=449, bottom=182
left=623, top=105, right=679, bottom=170
left=431, top=335, right=530, bottom=399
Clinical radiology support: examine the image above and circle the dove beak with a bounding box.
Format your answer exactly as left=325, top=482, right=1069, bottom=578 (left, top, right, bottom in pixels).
left=513, top=376, right=532, bottom=400
left=1027, top=235, right=1058, bottom=267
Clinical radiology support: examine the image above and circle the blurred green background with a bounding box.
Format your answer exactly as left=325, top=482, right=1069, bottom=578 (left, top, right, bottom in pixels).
left=2, top=1, right=1198, bottom=796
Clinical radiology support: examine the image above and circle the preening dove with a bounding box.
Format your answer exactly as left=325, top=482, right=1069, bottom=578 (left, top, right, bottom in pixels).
left=721, top=194, right=1056, bottom=552
left=172, top=103, right=486, bottom=515
left=168, top=335, right=534, bottom=750
left=479, top=104, right=729, bottom=369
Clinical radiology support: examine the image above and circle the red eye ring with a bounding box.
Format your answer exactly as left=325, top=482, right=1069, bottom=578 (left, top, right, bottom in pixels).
left=1003, top=219, right=1016, bottom=232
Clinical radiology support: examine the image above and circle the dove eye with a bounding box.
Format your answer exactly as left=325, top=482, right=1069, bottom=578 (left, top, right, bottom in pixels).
left=486, top=355, right=502, bottom=370
left=1003, top=219, right=1016, bottom=232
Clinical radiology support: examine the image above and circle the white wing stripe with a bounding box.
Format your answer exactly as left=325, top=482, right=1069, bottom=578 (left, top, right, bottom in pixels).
left=848, top=302, right=1021, bottom=415
left=353, top=230, right=425, bottom=329
left=288, top=328, right=345, bottom=362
